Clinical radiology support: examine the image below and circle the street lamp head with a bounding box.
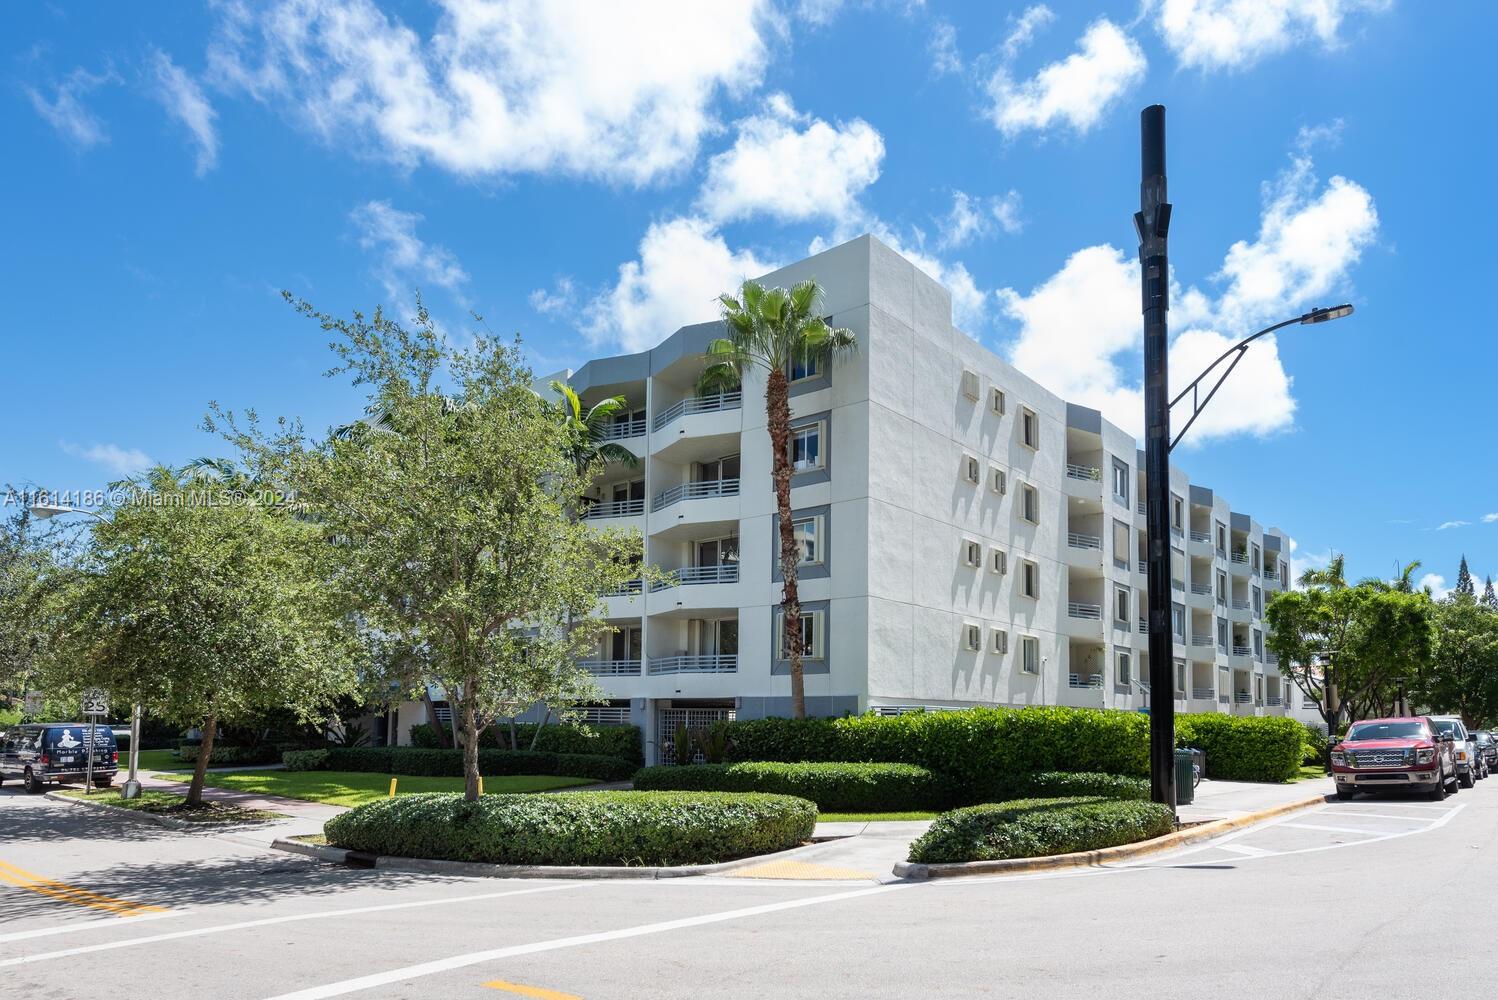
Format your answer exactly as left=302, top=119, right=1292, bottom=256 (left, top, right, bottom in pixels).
left=28, top=503, right=72, bottom=520
left=1301, top=304, right=1354, bottom=324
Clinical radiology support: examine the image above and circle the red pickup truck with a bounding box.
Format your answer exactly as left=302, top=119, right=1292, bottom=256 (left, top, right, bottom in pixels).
left=1330, top=716, right=1458, bottom=801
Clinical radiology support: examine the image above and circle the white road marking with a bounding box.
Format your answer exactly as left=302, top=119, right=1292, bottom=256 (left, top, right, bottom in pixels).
left=1282, top=822, right=1403, bottom=836
left=0, top=909, right=181, bottom=943
left=0, top=884, right=579, bottom=969
left=1325, top=811, right=1443, bottom=822
left=1216, top=843, right=1272, bottom=857
left=260, top=883, right=911, bottom=1000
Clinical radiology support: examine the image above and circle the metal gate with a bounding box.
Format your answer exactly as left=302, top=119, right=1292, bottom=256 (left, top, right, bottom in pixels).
left=657, top=706, right=736, bottom=764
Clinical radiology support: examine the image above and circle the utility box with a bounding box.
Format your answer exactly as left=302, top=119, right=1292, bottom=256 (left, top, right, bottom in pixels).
left=1175, top=748, right=1199, bottom=805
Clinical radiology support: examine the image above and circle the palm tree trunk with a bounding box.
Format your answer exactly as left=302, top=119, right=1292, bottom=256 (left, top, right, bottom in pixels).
left=766, top=369, right=805, bottom=719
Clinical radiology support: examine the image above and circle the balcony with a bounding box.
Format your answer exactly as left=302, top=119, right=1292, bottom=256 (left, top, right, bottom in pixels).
left=579, top=659, right=642, bottom=677
left=581, top=498, right=644, bottom=520
left=1067, top=531, right=1102, bottom=550
left=599, top=416, right=646, bottom=442
left=1264, top=651, right=1279, bottom=665
left=1190, top=583, right=1211, bottom=596
left=1231, top=599, right=1251, bottom=611
left=602, top=579, right=643, bottom=597
left=649, top=563, right=740, bottom=591
left=1067, top=673, right=1103, bottom=689
left=652, top=391, right=741, bottom=432
left=1230, top=552, right=1250, bottom=565
left=651, top=478, right=740, bottom=512
left=648, top=654, right=738, bottom=675
left=1190, top=636, right=1213, bottom=647
left=1065, top=463, right=1101, bottom=482
left=1232, top=644, right=1252, bottom=656
left=1235, top=692, right=1252, bottom=704
left=1192, top=687, right=1215, bottom=700
left=1189, top=530, right=1211, bottom=544
left=1067, top=601, right=1103, bottom=620
left=1266, top=695, right=1283, bottom=707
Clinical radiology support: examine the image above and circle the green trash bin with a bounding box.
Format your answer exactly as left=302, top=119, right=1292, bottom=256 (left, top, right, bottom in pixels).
left=1175, top=748, right=1198, bottom=805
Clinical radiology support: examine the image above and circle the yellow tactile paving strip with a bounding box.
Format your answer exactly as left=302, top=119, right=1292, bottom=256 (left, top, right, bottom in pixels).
left=724, top=859, right=878, bottom=880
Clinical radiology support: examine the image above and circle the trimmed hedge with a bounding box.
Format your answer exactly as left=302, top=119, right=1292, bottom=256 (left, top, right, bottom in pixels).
left=907, top=796, right=1176, bottom=864
left=282, top=745, right=634, bottom=783
left=1175, top=714, right=1304, bottom=782
left=323, top=791, right=817, bottom=867
left=176, top=744, right=282, bottom=767
left=722, top=707, right=1303, bottom=793
left=632, top=761, right=946, bottom=811
left=410, top=722, right=643, bottom=765
left=1004, top=771, right=1149, bottom=801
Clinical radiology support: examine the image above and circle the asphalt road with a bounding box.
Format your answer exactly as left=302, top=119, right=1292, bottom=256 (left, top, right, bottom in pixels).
left=1, top=778, right=1494, bottom=1000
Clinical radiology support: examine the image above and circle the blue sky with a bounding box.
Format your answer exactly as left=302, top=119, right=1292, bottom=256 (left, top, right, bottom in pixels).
left=2, top=1, right=1493, bottom=592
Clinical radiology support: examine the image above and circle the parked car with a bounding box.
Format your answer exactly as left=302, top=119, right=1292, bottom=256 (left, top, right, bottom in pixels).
left=1330, top=716, right=1457, bottom=801
left=1428, top=716, right=1481, bottom=787
left=0, top=723, right=119, bottom=793
left=1471, top=730, right=1496, bottom=775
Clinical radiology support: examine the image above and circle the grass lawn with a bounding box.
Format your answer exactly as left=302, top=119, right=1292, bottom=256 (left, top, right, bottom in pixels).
left=1291, top=764, right=1328, bottom=782
left=57, top=787, right=285, bottom=825
left=155, top=769, right=596, bottom=807
left=132, top=749, right=187, bottom=772
left=817, top=810, right=939, bottom=823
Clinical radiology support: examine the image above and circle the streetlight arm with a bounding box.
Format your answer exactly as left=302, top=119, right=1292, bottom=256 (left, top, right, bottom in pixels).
left=1166, top=305, right=1352, bottom=453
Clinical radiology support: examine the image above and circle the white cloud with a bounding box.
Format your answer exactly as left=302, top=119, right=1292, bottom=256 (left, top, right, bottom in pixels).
left=1002, top=4, right=1056, bottom=59
left=1288, top=538, right=1331, bottom=586
left=795, top=0, right=845, bottom=25
left=985, top=18, right=1146, bottom=137
left=1156, top=0, right=1393, bottom=72
left=26, top=66, right=116, bottom=148
left=938, top=189, right=1024, bottom=249
left=208, top=0, right=770, bottom=185
left=1437, top=520, right=1470, bottom=531
left=350, top=201, right=469, bottom=305
left=1483, top=513, right=1498, bottom=524
left=529, top=277, right=577, bottom=319
left=1295, top=118, right=1345, bottom=153
left=1419, top=573, right=1451, bottom=600
left=146, top=49, right=219, bottom=176
left=585, top=217, right=778, bottom=353
left=928, top=19, right=963, bottom=75
left=698, top=94, right=885, bottom=225
left=61, top=442, right=154, bottom=478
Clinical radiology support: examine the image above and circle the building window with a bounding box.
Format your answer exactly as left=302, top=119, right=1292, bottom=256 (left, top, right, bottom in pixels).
left=963, top=455, right=980, bottom=484
left=1112, top=460, right=1129, bottom=503
left=960, top=369, right=979, bottom=400
left=1251, top=542, right=1261, bottom=573
left=792, top=515, right=823, bottom=566
left=1113, top=520, right=1129, bottom=563
left=1171, top=495, right=1184, bottom=532
left=1215, top=522, right=1227, bottom=556
left=790, top=422, right=824, bottom=472
left=963, top=623, right=982, bottom=652
left=1021, top=636, right=1040, bottom=674
left=1279, top=560, right=1288, bottom=586
left=1252, top=585, right=1262, bottom=616
left=776, top=609, right=825, bottom=660
left=989, top=548, right=1007, bottom=575
left=991, top=628, right=1008, bottom=654
left=1019, top=484, right=1040, bottom=524
left=1253, top=628, right=1263, bottom=660
left=1115, top=586, right=1130, bottom=623
left=1116, top=649, right=1132, bottom=686
left=963, top=540, right=982, bottom=568
left=1020, top=559, right=1039, bottom=599
left=1171, top=603, right=1185, bottom=638
left=790, top=351, right=820, bottom=383
left=1216, top=618, right=1228, bottom=650
left=990, top=467, right=1007, bottom=495
left=1175, top=658, right=1187, bottom=693
left=1216, top=570, right=1227, bottom=604
left=990, top=387, right=1006, bottom=415
left=1020, top=407, right=1039, bottom=449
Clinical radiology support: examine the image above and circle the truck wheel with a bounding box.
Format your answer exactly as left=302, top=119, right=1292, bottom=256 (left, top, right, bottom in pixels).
left=1335, top=786, right=1356, bottom=800
left=1428, top=776, right=1448, bottom=801
left=1459, top=769, right=1475, bottom=789
left=23, top=769, right=44, bottom=794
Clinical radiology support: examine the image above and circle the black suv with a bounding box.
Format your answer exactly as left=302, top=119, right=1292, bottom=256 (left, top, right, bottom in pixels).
left=0, top=724, right=119, bottom=793
left=1473, top=730, right=1498, bottom=772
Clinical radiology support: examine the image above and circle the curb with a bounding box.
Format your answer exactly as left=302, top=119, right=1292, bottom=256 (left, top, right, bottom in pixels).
left=892, top=792, right=1329, bottom=879
left=268, top=835, right=847, bottom=880
left=46, top=789, right=288, bottom=833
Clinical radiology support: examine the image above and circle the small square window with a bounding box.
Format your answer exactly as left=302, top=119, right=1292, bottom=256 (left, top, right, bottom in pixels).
left=1020, top=407, right=1039, bottom=449
left=792, top=515, right=823, bottom=567
left=963, top=456, right=980, bottom=484
left=963, top=540, right=982, bottom=568
left=990, top=467, right=1007, bottom=495
left=1020, top=559, right=1039, bottom=599
left=790, top=422, right=825, bottom=472
left=989, top=548, right=1007, bottom=575
left=960, top=369, right=980, bottom=400
left=776, top=609, right=825, bottom=660
left=790, top=352, right=820, bottom=383
left=991, top=628, right=1008, bottom=654
left=963, top=623, right=982, bottom=651
left=1021, top=636, right=1040, bottom=674
left=990, top=387, right=1006, bottom=415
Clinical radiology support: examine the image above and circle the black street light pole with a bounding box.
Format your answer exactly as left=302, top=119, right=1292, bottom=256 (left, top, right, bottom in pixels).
left=1137, top=105, right=1176, bottom=814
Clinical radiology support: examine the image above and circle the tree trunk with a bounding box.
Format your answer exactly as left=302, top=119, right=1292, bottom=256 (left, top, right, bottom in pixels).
left=461, top=688, right=481, bottom=801
left=186, top=711, right=217, bottom=808
left=766, top=368, right=804, bottom=720
left=507, top=716, right=519, bottom=751
left=527, top=709, right=551, bottom=750
left=420, top=686, right=449, bottom=748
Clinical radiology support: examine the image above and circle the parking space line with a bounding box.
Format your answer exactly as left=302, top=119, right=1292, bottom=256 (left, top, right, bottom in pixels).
left=1281, top=822, right=1397, bottom=836
left=1323, top=811, right=1442, bottom=822
left=0, top=910, right=180, bottom=944
left=0, top=884, right=580, bottom=969
left=1216, top=843, right=1271, bottom=857
left=483, top=980, right=582, bottom=999
left=0, top=860, right=166, bottom=917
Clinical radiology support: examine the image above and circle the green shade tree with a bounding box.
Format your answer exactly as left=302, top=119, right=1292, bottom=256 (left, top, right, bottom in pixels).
left=1481, top=576, right=1497, bottom=611
left=1456, top=555, right=1475, bottom=597
left=1417, top=593, right=1498, bottom=727
left=699, top=280, right=854, bottom=719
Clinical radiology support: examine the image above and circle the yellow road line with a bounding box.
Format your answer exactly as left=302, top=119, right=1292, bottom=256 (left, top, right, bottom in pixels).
left=0, top=860, right=166, bottom=917
left=482, top=980, right=582, bottom=999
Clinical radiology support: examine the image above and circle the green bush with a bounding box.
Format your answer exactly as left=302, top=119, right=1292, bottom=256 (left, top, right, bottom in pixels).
left=283, top=749, right=331, bottom=771
left=1176, top=714, right=1304, bottom=782
left=317, top=746, right=632, bottom=782
left=631, top=761, right=945, bottom=811
left=409, top=722, right=644, bottom=764
left=176, top=744, right=282, bottom=766
left=1299, top=721, right=1329, bottom=766
left=323, top=791, right=816, bottom=867
left=1004, top=771, right=1149, bottom=801
left=907, top=797, right=1176, bottom=864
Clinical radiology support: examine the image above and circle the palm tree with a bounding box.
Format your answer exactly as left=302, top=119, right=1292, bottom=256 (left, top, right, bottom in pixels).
left=698, top=280, right=855, bottom=719
left=543, top=380, right=640, bottom=476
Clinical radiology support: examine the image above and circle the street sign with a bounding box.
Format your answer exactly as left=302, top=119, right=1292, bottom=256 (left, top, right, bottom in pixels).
left=80, top=688, right=108, bottom=717
left=23, top=690, right=44, bottom=714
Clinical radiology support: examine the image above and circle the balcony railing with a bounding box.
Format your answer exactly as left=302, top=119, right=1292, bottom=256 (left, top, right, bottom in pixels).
left=1189, top=530, right=1211, bottom=544
left=1266, top=695, right=1283, bottom=706
left=1264, top=651, right=1279, bottom=664
left=578, top=706, right=633, bottom=725
left=1231, top=599, right=1251, bottom=611
left=1065, top=463, right=1101, bottom=482
left=1067, top=673, right=1103, bottom=689
left=1067, top=602, right=1103, bottom=620
left=1235, top=692, right=1252, bottom=704
left=601, top=578, right=643, bottom=597
left=1190, top=582, right=1211, bottom=595
left=1192, top=687, right=1215, bottom=700
left=581, top=498, right=644, bottom=520
left=1230, top=553, right=1250, bottom=565
left=652, top=391, right=742, bottom=431
left=1137, top=618, right=1148, bottom=633
left=1190, top=636, right=1213, bottom=647
left=1067, top=531, right=1102, bottom=550
left=579, top=659, right=642, bottom=676
left=648, top=654, right=738, bottom=675
left=599, top=417, right=646, bottom=441
left=1232, top=644, right=1252, bottom=656
left=651, top=478, right=740, bottom=511
left=648, top=563, right=740, bottom=591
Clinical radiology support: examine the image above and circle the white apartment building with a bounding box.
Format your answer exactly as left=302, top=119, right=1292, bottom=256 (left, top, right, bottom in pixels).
left=383, top=235, right=1297, bottom=761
